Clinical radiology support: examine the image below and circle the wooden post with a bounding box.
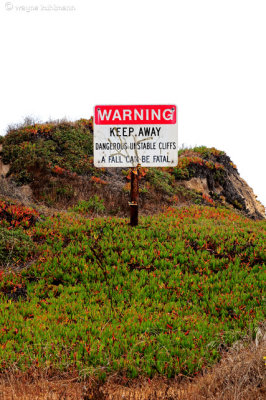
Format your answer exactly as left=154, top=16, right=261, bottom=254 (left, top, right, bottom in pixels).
left=129, top=166, right=139, bottom=226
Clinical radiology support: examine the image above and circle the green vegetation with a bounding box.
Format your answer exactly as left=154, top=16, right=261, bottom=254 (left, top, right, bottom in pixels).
left=146, top=168, right=175, bottom=196
left=0, top=199, right=38, bottom=267
left=0, top=227, right=34, bottom=267
left=172, top=150, right=225, bottom=182
left=0, top=205, right=265, bottom=380
left=2, top=119, right=94, bottom=184
left=72, top=195, right=105, bottom=214
left=178, top=146, right=224, bottom=159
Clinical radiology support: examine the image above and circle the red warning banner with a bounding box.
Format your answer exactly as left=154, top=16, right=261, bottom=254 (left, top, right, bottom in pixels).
left=94, top=105, right=177, bottom=125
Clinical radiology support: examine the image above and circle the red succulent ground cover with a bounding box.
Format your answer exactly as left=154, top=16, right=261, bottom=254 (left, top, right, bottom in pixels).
left=0, top=200, right=39, bottom=230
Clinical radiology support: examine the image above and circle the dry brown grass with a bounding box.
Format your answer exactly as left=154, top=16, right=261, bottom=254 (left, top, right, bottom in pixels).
left=0, top=178, right=32, bottom=207
left=0, top=327, right=265, bottom=400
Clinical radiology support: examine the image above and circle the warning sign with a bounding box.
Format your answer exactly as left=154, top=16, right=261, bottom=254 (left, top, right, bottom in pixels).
left=94, top=105, right=178, bottom=167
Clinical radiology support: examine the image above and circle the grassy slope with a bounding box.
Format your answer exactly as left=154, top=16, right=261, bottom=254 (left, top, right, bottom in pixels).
left=0, top=203, right=265, bottom=380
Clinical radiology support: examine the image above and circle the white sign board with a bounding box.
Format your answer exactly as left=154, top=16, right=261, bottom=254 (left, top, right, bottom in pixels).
left=94, top=105, right=178, bottom=168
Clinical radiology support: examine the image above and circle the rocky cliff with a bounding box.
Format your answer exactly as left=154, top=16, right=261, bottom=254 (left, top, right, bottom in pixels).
left=177, top=150, right=265, bottom=219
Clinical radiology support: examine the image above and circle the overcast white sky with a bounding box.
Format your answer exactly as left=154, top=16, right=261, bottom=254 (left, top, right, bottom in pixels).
left=1, top=0, right=265, bottom=207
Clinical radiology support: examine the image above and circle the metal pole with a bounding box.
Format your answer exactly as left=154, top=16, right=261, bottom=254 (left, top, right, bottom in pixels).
left=129, top=165, right=140, bottom=226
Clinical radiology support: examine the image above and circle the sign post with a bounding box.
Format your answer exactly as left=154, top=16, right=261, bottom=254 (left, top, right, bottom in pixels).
left=129, top=165, right=140, bottom=226
left=94, top=105, right=178, bottom=226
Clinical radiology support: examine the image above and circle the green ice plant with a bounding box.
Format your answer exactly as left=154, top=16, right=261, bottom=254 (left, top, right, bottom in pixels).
left=0, top=205, right=265, bottom=379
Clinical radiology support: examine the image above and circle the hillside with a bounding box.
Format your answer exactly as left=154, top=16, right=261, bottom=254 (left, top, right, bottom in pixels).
left=0, top=119, right=265, bottom=399
left=0, top=118, right=265, bottom=219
